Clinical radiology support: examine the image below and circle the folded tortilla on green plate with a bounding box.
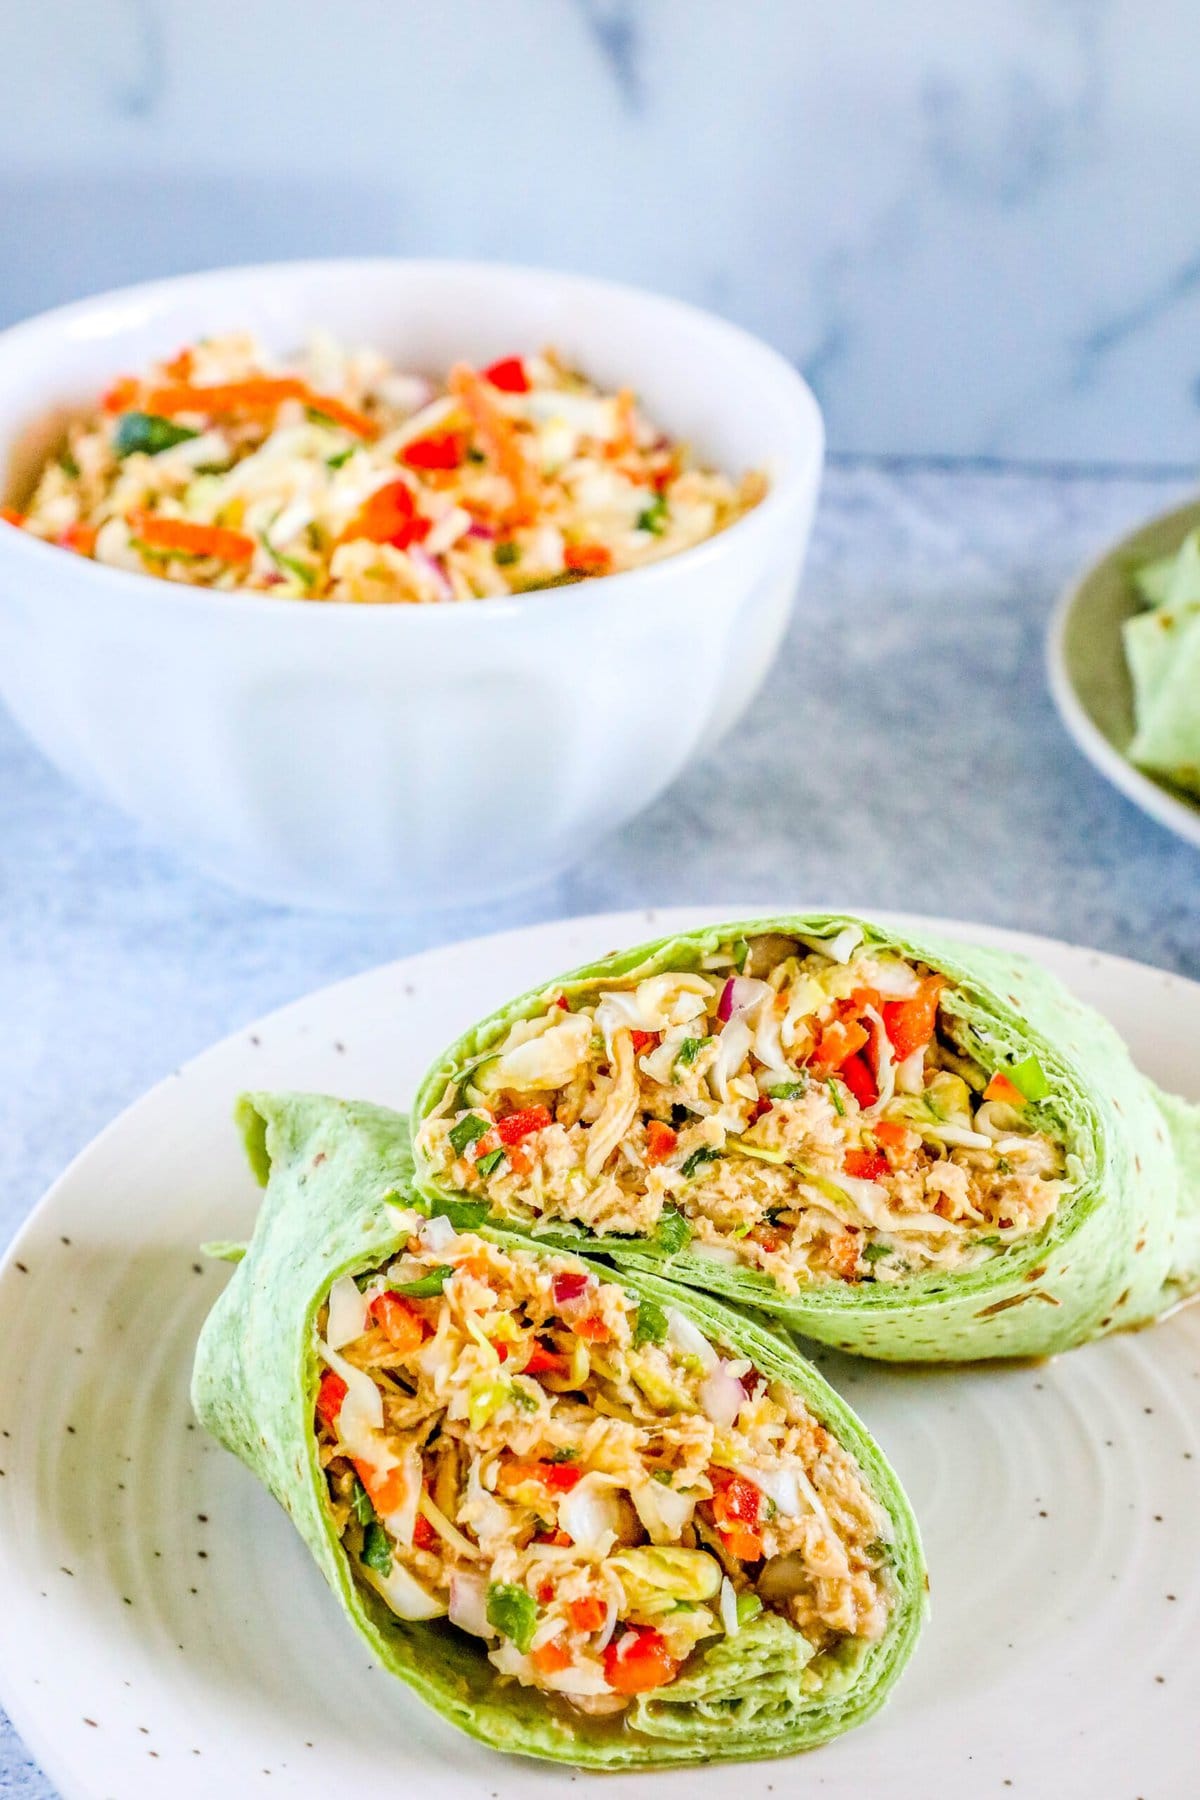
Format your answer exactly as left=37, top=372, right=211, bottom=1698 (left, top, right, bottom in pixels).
left=192, top=1091, right=925, bottom=1768
left=412, top=915, right=1200, bottom=1362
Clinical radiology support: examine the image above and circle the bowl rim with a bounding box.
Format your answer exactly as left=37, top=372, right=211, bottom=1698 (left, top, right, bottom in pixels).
left=0, top=256, right=824, bottom=629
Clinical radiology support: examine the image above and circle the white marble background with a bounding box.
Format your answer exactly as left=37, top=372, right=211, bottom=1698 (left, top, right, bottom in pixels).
left=2, top=1, right=1199, bottom=457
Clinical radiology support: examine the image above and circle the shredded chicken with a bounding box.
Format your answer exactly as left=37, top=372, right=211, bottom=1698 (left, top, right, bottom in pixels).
left=315, top=1223, right=892, bottom=1710
left=417, top=933, right=1068, bottom=1289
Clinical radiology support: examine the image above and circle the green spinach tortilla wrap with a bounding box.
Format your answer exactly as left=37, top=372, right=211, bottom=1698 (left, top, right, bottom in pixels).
left=192, top=1092, right=925, bottom=1768
left=413, top=915, right=1200, bottom=1362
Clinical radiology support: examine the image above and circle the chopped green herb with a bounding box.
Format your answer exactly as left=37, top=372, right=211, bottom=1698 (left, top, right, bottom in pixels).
left=861, top=1241, right=890, bottom=1265
left=546, top=1446, right=578, bottom=1464
left=653, top=1206, right=693, bottom=1254
left=509, top=1380, right=539, bottom=1412
left=826, top=1078, right=846, bottom=1117
left=730, top=1221, right=754, bottom=1238
left=494, top=540, right=520, bottom=566
left=258, top=532, right=315, bottom=588
left=326, top=446, right=355, bottom=469
left=866, top=1538, right=893, bottom=1563
left=636, top=493, right=668, bottom=535
left=680, top=1146, right=720, bottom=1180
left=652, top=1469, right=674, bottom=1486
left=736, top=1591, right=764, bottom=1626
left=466, top=446, right=487, bottom=464
left=633, top=1296, right=669, bottom=1347
left=475, top=1147, right=506, bottom=1180
left=449, top=1112, right=491, bottom=1157
left=361, top=1521, right=393, bottom=1575
left=976, top=1233, right=1003, bottom=1249
left=114, top=411, right=199, bottom=457
left=675, top=1036, right=710, bottom=1069
left=766, top=1078, right=808, bottom=1100
left=351, top=1478, right=377, bottom=1526
left=996, top=1157, right=1012, bottom=1175
left=1008, top=1055, right=1050, bottom=1102
left=438, top=1197, right=492, bottom=1229
left=393, top=1264, right=454, bottom=1298
left=732, top=937, right=751, bottom=973
left=486, top=1582, right=538, bottom=1652
left=58, top=449, right=80, bottom=479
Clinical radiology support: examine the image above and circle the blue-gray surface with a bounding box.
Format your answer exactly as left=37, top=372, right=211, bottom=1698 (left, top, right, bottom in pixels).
left=1, top=459, right=1197, bottom=1794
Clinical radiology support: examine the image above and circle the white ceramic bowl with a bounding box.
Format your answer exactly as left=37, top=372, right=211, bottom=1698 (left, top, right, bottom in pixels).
left=0, top=260, right=823, bottom=910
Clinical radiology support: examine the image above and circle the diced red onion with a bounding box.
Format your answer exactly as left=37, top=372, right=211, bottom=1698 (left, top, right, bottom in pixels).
left=717, top=975, right=772, bottom=1022
left=448, top=1571, right=492, bottom=1638
left=700, top=1361, right=746, bottom=1428
left=466, top=520, right=496, bottom=539
left=553, top=1272, right=589, bottom=1305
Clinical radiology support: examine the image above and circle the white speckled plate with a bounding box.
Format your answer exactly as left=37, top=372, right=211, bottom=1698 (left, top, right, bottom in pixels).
left=1048, top=494, right=1200, bottom=849
left=0, top=908, right=1198, bottom=1800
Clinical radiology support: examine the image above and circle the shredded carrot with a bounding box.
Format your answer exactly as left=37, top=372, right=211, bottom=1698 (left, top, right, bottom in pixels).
left=573, top=1314, right=611, bottom=1342
left=353, top=1457, right=410, bottom=1517
left=101, top=376, right=140, bottom=415
left=305, top=391, right=380, bottom=440
left=143, top=377, right=309, bottom=417
left=162, top=348, right=195, bottom=381
left=448, top=362, right=539, bottom=525
left=129, top=511, right=255, bottom=563
left=0, top=505, right=25, bottom=527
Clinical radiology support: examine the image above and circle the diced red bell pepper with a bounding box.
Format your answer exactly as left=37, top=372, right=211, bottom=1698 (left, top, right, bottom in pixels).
left=564, top=542, right=613, bottom=576
left=532, top=1638, right=573, bottom=1676
left=644, top=1119, right=678, bottom=1165
left=0, top=505, right=24, bottom=527
left=499, top=1458, right=582, bottom=1493
left=315, top=1370, right=347, bottom=1428
left=368, top=1290, right=428, bottom=1355
left=809, top=1017, right=870, bottom=1075
left=844, top=1147, right=889, bottom=1181
left=399, top=430, right=465, bottom=471
left=573, top=1314, right=611, bottom=1342
left=338, top=479, right=431, bottom=551
left=881, top=976, right=945, bottom=1062
left=603, top=1627, right=679, bottom=1694
left=709, top=1467, right=762, bottom=1530
left=873, top=1119, right=909, bottom=1149
left=498, top=1105, right=553, bottom=1145
left=750, top=1095, right=773, bottom=1123
left=412, top=1511, right=438, bottom=1551
left=984, top=1072, right=1026, bottom=1107
left=629, top=1028, right=658, bottom=1054
left=60, top=520, right=98, bottom=556
left=552, top=1271, right=589, bottom=1305
left=524, top=1340, right=570, bottom=1379
left=483, top=356, right=529, bottom=393
left=840, top=1053, right=879, bottom=1111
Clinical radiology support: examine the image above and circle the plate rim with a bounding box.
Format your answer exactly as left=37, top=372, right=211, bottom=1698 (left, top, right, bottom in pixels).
left=2, top=903, right=1199, bottom=1800
left=1046, top=493, right=1200, bottom=851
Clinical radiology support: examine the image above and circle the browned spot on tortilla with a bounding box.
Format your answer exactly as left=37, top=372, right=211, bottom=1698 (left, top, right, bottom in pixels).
left=975, top=1292, right=1032, bottom=1317
left=1025, top=1265, right=1048, bottom=1282
left=976, top=1288, right=1060, bottom=1317
left=1135, top=1237, right=1146, bottom=1253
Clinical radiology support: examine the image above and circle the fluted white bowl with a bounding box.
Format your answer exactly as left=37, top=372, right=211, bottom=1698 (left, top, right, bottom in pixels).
left=0, top=260, right=823, bottom=910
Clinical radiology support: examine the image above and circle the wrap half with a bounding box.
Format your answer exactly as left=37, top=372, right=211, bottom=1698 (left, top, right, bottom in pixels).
left=413, top=914, right=1200, bottom=1361
left=192, top=1092, right=925, bottom=1768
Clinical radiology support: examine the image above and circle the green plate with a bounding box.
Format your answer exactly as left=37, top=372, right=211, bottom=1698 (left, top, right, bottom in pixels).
left=1048, top=494, right=1200, bottom=849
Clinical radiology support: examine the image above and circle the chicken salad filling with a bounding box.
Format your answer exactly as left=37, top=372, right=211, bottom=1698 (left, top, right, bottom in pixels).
left=315, top=1221, right=892, bottom=1713
left=416, top=928, right=1071, bottom=1290
left=7, top=334, right=763, bottom=601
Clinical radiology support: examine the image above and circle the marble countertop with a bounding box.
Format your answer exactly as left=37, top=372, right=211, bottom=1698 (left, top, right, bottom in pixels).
left=2, top=458, right=1197, bottom=1795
